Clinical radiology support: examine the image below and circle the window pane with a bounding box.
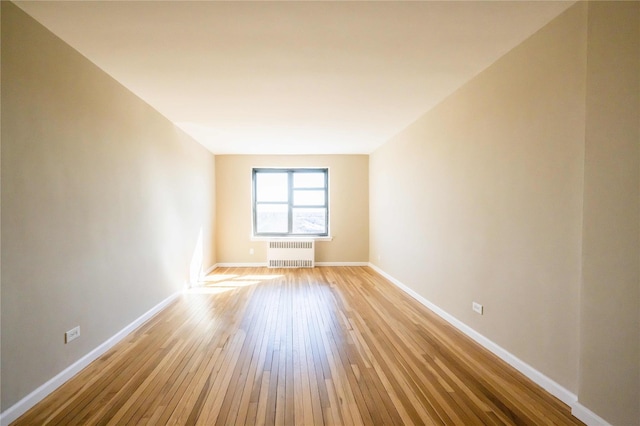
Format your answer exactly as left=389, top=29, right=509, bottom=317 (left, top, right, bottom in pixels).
left=256, top=204, right=288, bottom=233
left=293, top=190, right=325, bottom=206
left=256, top=173, right=288, bottom=202
left=292, top=208, right=326, bottom=234
left=293, top=172, right=325, bottom=188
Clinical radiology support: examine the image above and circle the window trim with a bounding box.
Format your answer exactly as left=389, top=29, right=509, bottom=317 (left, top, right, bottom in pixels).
left=252, top=167, right=329, bottom=238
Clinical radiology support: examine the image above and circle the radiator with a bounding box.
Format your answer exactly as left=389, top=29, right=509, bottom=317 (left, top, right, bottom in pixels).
left=267, top=240, right=315, bottom=268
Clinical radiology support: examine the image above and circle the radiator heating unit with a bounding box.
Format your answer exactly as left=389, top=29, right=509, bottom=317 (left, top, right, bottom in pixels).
left=267, top=240, right=315, bottom=268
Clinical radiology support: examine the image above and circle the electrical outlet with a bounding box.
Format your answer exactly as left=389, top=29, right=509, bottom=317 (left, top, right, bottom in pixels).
left=472, top=302, right=483, bottom=315
left=65, top=326, right=80, bottom=343
left=249, top=248, right=254, bottom=255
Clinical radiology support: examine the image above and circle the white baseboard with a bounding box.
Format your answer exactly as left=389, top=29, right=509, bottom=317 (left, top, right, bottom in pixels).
left=0, top=291, right=182, bottom=426
left=215, top=262, right=368, bottom=268
left=216, top=262, right=268, bottom=267
left=367, top=263, right=578, bottom=409
left=202, top=263, right=218, bottom=276
left=571, top=402, right=612, bottom=426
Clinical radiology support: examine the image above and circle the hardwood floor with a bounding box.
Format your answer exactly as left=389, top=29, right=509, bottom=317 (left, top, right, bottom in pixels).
left=13, top=267, right=582, bottom=425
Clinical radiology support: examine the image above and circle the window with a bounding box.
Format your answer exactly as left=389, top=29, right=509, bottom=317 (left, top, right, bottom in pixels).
left=252, top=168, right=329, bottom=237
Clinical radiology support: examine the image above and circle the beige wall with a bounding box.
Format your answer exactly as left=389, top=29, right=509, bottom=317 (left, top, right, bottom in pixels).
left=579, top=2, right=639, bottom=424
left=370, top=2, right=640, bottom=424
left=370, top=2, right=586, bottom=395
left=0, top=2, right=3, bottom=412
left=1, top=2, right=216, bottom=409
left=216, top=155, right=368, bottom=264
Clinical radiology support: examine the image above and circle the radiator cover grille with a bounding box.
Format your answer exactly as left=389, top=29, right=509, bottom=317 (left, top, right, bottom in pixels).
left=267, top=240, right=315, bottom=268
left=268, top=259, right=314, bottom=268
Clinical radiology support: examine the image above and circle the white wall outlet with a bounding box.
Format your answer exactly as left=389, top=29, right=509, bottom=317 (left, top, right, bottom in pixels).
left=249, top=248, right=254, bottom=255
left=65, top=326, right=80, bottom=343
left=472, top=302, right=483, bottom=315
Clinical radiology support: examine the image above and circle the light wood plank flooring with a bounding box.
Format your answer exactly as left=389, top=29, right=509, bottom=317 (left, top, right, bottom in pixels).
left=13, top=267, right=582, bottom=425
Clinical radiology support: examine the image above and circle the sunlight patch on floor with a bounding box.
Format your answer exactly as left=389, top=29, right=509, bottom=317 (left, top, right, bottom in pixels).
left=187, top=273, right=284, bottom=295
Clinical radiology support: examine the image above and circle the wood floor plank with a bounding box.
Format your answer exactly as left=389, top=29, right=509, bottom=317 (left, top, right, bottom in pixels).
left=12, top=266, right=584, bottom=426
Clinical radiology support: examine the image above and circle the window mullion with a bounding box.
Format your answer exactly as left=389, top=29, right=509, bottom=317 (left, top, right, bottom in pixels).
left=325, top=170, right=329, bottom=231
left=252, top=169, right=257, bottom=235
left=288, top=171, right=293, bottom=234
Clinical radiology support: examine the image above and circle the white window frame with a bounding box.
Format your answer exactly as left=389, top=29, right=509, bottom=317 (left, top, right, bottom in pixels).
left=252, top=168, right=329, bottom=238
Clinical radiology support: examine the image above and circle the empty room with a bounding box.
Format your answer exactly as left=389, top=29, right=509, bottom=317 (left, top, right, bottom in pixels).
left=1, top=1, right=638, bottom=425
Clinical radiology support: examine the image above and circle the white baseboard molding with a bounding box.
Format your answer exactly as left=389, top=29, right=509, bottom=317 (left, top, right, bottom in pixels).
left=215, top=262, right=368, bottom=268
left=216, top=262, right=268, bottom=268
left=367, top=263, right=579, bottom=409
left=202, top=263, right=218, bottom=276
left=571, top=402, right=612, bottom=426
left=0, top=291, right=182, bottom=426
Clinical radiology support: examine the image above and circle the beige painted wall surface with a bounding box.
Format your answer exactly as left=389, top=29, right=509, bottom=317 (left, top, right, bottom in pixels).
left=370, top=3, right=586, bottom=392
left=1, top=3, right=215, bottom=409
left=216, top=155, right=368, bottom=264
left=579, top=2, right=640, bottom=424
left=0, top=2, right=3, bottom=411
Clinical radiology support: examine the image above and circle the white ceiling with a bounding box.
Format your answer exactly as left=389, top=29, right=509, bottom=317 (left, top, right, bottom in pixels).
left=16, top=1, right=575, bottom=155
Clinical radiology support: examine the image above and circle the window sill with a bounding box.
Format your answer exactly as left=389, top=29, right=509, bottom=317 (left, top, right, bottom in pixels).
left=251, top=236, right=333, bottom=242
